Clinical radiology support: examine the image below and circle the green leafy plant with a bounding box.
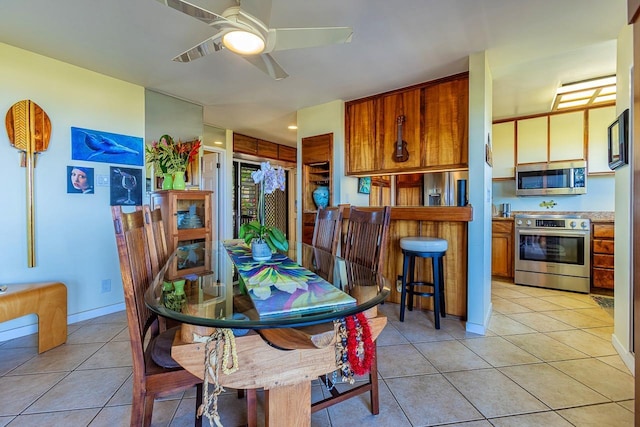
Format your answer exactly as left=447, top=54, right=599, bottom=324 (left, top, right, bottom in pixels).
left=239, top=162, right=289, bottom=253
left=239, top=220, right=288, bottom=252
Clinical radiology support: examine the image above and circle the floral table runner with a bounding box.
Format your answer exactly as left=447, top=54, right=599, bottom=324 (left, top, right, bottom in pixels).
left=223, top=241, right=356, bottom=318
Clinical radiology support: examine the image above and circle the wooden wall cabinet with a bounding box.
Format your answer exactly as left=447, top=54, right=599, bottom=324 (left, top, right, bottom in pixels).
left=301, top=133, right=333, bottom=244
left=378, top=89, right=422, bottom=171
left=345, top=98, right=377, bottom=174
left=592, top=222, right=614, bottom=291
left=516, top=116, right=548, bottom=164
left=424, top=77, right=469, bottom=168
left=233, top=133, right=297, bottom=163
left=345, top=72, right=468, bottom=175
left=491, top=220, right=514, bottom=279
left=150, top=190, right=212, bottom=276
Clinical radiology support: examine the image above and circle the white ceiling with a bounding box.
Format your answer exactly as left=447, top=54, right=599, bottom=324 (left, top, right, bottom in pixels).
left=0, top=0, right=627, bottom=146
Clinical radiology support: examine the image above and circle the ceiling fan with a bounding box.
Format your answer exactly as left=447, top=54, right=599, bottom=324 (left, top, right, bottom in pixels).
left=157, top=0, right=353, bottom=80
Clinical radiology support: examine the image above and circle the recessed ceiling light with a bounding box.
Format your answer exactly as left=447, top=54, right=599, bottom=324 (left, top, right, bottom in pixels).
left=288, top=125, right=298, bottom=130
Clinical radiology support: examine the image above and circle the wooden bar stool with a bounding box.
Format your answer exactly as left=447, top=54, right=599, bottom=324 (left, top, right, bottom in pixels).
left=399, top=236, right=448, bottom=329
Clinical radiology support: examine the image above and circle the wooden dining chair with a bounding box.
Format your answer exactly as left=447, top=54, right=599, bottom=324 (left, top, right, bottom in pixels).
left=311, top=205, right=344, bottom=255
left=111, top=206, right=203, bottom=427
left=312, top=205, right=391, bottom=415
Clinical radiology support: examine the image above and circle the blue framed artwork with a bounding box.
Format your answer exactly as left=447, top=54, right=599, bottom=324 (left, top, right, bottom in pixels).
left=71, top=127, right=143, bottom=166
left=358, top=177, right=371, bottom=194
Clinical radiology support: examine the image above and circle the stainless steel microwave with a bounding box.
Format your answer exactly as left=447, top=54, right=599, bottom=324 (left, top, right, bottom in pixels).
left=515, top=161, right=586, bottom=196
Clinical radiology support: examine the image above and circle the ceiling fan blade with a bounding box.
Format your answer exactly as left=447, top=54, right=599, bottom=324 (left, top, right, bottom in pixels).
left=173, top=31, right=225, bottom=62
left=268, top=27, right=353, bottom=52
left=243, top=53, right=288, bottom=80
left=156, top=0, right=227, bottom=25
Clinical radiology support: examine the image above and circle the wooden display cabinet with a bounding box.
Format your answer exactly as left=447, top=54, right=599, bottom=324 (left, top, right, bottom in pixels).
left=150, top=190, right=212, bottom=277
left=301, top=133, right=333, bottom=244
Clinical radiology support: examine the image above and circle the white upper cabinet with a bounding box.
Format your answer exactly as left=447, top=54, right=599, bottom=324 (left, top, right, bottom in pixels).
left=492, top=121, right=515, bottom=178
left=588, top=106, right=616, bottom=174
left=549, top=111, right=585, bottom=161
left=517, top=116, right=548, bottom=164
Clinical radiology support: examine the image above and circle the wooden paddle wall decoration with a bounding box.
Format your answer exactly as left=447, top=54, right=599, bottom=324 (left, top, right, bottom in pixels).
left=5, top=100, right=51, bottom=267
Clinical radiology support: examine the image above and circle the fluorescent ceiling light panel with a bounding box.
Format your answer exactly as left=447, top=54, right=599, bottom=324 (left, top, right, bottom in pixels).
left=551, top=75, right=616, bottom=111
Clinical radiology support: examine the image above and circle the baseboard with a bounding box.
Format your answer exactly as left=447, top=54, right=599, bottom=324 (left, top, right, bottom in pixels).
left=0, top=303, right=126, bottom=343
left=611, top=333, right=635, bottom=375
left=465, top=301, right=493, bottom=335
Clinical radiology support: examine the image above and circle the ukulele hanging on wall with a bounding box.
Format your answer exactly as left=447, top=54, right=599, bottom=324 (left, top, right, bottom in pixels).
left=392, top=115, right=409, bottom=162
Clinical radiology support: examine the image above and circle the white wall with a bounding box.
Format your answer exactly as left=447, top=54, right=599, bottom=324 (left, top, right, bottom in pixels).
left=466, top=51, right=494, bottom=334
left=296, top=100, right=366, bottom=240
left=492, top=175, right=615, bottom=212
left=0, top=42, right=145, bottom=337
left=613, top=24, right=634, bottom=372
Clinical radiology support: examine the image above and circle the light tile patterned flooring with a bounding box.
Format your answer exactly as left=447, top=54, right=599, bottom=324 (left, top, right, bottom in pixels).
left=0, top=279, right=634, bottom=426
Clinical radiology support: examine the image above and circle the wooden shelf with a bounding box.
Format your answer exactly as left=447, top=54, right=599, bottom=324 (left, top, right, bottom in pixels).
left=302, top=134, right=333, bottom=245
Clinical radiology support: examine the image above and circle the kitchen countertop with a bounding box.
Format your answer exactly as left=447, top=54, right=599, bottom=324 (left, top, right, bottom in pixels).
left=492, top=211, right=615, bottom=222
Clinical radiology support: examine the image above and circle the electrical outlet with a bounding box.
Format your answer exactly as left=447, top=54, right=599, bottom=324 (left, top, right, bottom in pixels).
left=101, top=279, right=111, bottom=293
left=396, top=275, right=403, bottom=293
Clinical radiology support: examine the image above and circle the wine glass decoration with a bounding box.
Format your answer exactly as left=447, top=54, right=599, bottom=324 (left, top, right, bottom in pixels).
left=110, top=166, right=142, bottom=206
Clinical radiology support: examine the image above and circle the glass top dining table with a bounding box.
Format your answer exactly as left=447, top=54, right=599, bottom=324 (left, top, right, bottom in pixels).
left=144, top=240, right=390, bottom=330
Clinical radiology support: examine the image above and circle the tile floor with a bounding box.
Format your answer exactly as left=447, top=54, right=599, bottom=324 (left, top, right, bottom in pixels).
left=0, top=279, right=634, bottom=426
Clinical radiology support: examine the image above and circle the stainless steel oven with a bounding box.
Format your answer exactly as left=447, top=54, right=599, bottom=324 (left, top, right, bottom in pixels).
left=514, top=214, right=590, bottom=293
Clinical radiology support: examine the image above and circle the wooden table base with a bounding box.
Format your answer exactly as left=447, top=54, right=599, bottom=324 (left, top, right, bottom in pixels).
left=172, top=316, right=387, bottom=426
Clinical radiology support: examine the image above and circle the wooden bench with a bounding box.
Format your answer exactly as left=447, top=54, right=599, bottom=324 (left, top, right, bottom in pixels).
left=0, top=282, right=67, bottom=353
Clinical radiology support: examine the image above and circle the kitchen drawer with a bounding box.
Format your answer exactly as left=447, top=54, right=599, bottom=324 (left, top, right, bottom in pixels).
left=593, top=239, right=614, bottom=254
left=492, top=221, right=513, bottom=234
left=592, top=267, right=614, bottom=289
left=593, top=223, right=614, bottom=239
left=593, top=254, right=614, bottom=269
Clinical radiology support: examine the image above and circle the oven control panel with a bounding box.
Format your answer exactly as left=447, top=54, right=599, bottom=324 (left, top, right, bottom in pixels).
left=515, top=215, right=590, bottom=230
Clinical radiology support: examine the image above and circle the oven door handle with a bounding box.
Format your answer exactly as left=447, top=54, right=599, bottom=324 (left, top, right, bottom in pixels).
left=516, top=229, right=589, bottom=238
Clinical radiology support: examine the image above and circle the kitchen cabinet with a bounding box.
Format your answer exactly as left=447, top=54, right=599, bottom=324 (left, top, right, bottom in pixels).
left=592, top=222, right=614, bottom=292
left=379, top=89, right=422, bottom=171
left=345, top=98, right=378, bottom=174
left=150, top=190, right=212, bottom=276
left=588, top=106, right=616, bottom=174
left=345, top=72, right=468, bottom=175
left=492, top=121, right=516, bottom=178
left=516, top=116, right=548, bottom=164
left=549, top=111, right=584, bottom=161
left=233, top=133, right=297, bottom=163
left=424, top=77, right=469, bottom=168
left=492, top=219, right=514, bottom=280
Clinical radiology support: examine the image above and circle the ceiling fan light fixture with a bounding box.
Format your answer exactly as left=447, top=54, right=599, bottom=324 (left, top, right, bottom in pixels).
left=222, top=30, right=265, bottom=55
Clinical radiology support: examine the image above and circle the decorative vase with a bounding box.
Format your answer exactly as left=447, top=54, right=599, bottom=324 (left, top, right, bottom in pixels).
left=162, top=173, right=173, bottom=190
left=172, top=171, right=186, bottom=190
left=251, top=240, right=272, bottom=262
left=312, top=186, right=329, bottom=209
left=164, top=279, right=186, bottom=311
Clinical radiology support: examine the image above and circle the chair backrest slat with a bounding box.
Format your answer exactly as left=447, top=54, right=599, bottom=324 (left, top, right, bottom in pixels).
left=142, top=205, right=169, bottom=276
left=111, top=206, right=156, bottom=381
left=342, top=206, right=391, bottom=272
left=312, top=206, right=344, bottom=255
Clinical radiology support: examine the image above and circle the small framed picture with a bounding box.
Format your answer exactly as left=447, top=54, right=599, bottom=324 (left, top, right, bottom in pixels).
left=358, top=177, right=371, bottom=194
left=67, top=166, right=94, bottom=194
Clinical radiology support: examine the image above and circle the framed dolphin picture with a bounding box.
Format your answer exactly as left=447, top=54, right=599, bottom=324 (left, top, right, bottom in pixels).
left=71, top=127, right=143, bottom=166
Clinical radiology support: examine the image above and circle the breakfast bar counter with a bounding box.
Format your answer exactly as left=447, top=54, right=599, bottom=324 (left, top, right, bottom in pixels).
left=343, top=205, right=473, bottom=317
